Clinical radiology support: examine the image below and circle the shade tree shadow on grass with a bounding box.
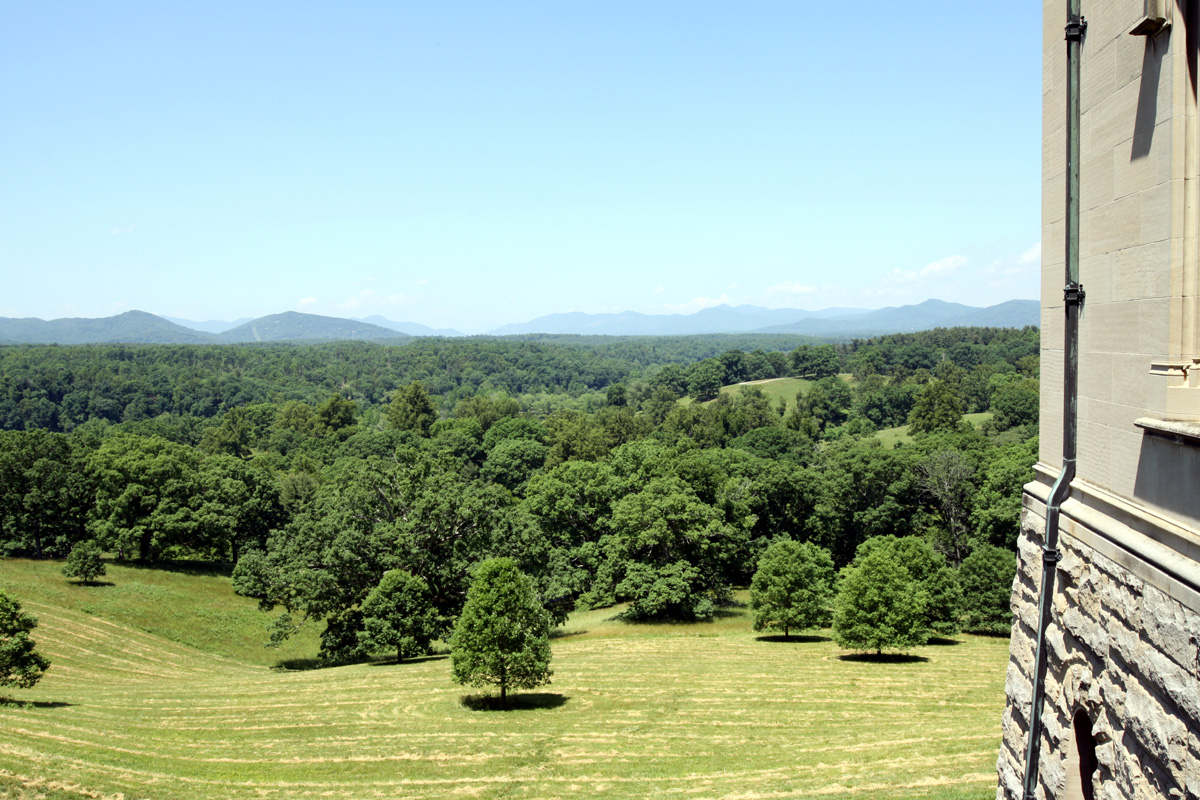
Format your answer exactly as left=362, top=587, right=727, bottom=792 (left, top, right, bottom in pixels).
left=925, top=636, right=963, bottom=646
left=274, top=652, right=451, bottom=671
left=0, top=698, right=73, bottom=709
left=66, top=580, right=115, bottom=588
left=616, top=615, right=716, bottom=627
left=755, top=634, right=830, bottom=644
left=116, top=560, right=234, bottom=578
left=460, top=692, right=568, bottom=712
left=837, top=653, right=930, bottom=664
left=366, top=654, right=448, bottom=667
left=549, top=628, right=588, bottom=639
left=272, top=657, right=326, bottom=671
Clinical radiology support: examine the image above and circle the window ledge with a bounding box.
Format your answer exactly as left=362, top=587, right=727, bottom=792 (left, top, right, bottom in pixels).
left=1135, top=417, right=1200, bottom=444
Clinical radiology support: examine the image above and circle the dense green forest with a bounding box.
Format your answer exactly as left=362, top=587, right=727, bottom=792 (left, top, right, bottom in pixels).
left=0, top=327, right=1038, bottom=662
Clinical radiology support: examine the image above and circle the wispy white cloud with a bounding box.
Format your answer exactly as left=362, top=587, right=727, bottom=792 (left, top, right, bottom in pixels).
left=110, top=225, right=135, bottom=235
left=881, top=255, right=968, bottom=286
left=983, top=243, right=1043, bottom=277
left=297, top=297, right=318, bottom=308
left=1018, top=242, right=1041, bottom=265
left=919, top=254, right=968, bottom=277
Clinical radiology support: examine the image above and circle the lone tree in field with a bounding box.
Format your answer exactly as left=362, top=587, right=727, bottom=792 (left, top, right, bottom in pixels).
left=451, top=558, right=552, bottom=707
left=0, top=591, right=50, bottom=690
left=62, top=540, right=106, bottom=584
left=750, top=540, right=835, bottom=638
left=359, top=570, right=440, bottom=663
left=832, top=547, right=928, bottom=655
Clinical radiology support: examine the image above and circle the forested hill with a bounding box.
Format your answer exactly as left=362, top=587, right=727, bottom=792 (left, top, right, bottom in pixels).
left=0, top=310, right=213, bottom=345
left=0, top=327, right=1037, bottom=433
left=213, top=312, right=408, bottom=343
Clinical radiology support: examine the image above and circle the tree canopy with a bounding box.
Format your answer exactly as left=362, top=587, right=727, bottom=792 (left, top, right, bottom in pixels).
left=450, top=558, right=552, bottom=706
left=0, top=592, right=50, bottom=691
left=62, top=540, right=106, bottom=584
left=750, top=540, right=836, bottom=638
left=1, top=326, right=1037, bottom=653
left=359, top=569, right=441, bottom=663
left=832, top=547, right=929, bottom=655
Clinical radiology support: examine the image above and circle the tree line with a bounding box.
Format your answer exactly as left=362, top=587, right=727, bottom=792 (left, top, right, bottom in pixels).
left=0, top=327, right=1036, bottom=662
left=0, top=327, right=1036, bottom=432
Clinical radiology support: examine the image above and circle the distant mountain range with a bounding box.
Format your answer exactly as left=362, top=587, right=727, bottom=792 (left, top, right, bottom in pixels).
left=0, top=299, right=1038, bottom=345
left=162, top=315, right=253, bottom=334
left=487, top=299, right=1039, bottom=337
left=164, top=314, right=464, bottom=337
left=0, top=310, right=411, bottom=345
left=355, top=316, right=464, bottom=337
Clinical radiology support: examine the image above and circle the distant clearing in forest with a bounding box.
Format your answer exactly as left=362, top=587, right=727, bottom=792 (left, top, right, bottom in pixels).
left=1, top=560, right=1006, bottom=800
left=876, top=412, right=995, bottom=449
left=721, top=376, right=816, bottom=411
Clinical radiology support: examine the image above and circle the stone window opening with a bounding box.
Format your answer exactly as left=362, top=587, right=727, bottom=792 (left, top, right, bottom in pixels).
left=1147, top=0, right=1200, bottom=423
left=1062, top=709, right=1099, bottom=800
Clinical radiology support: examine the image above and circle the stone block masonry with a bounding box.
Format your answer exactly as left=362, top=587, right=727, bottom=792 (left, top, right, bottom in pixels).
left=997, top=503, right=1200, bottom=799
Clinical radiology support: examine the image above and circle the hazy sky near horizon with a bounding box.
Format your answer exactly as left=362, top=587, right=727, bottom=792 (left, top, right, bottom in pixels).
left=2, top=2, right=1041, bottom=334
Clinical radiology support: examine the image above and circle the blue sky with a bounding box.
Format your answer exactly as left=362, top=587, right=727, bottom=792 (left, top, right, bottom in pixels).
left=1, top=2, right=1042, bottom=334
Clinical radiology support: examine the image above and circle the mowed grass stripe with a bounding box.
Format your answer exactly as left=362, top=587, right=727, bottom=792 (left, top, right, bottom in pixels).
left=0, top=732, right=1001, bottom=790
left=1, top=565, right=1007, bottom=800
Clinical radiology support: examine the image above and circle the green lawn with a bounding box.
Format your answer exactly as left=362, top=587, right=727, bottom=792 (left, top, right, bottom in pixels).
left=1, top=559, right=1008, bottom=800
left=719, top=376, right=814, bottom=411
left=874, top=412, right=995, bottom=449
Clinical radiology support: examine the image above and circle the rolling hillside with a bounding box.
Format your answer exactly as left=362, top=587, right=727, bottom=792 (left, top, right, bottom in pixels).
left=0, top=559, right=1008, bottom=800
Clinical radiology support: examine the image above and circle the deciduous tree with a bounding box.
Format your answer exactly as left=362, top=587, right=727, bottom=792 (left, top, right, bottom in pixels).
left=907, top=380, right=965, bottom=434
left=359, top=570, right=440, bottom=663
left=62, top=540, right=106, bottom=584
left=385, top=382, right=437, bottom=437
left=750, top=540, right=835, bottom=638
left=0, top=592, right=50, bottom=691
left=832, top=548, right=928, bottom=655
left=451, top=558, right=552, bottom=706
left=959, top=544, right=1017, bottom=633
left=87, top=434, right=203, bottom=560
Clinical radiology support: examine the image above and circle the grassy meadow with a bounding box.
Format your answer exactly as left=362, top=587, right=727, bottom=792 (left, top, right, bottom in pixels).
left=874, top=413, right=995, bottom=450
left=1, top=559, right=1009, bottom=800
left=718, top=376, right=817, bottom=412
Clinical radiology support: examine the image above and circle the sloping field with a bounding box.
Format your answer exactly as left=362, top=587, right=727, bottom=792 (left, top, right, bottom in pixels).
left=720, top=377, right=816, bottom=411
left=0, top=564, right=1008, bottom=800
left=875, top=412, right=995, bottom=450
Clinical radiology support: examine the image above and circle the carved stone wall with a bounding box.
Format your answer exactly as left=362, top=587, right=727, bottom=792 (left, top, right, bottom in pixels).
left=996, top=501, right=1200, bottom=799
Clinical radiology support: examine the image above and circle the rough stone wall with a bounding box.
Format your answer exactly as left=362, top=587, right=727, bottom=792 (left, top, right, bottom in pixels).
left=997, top=505, right=1200, bottom=799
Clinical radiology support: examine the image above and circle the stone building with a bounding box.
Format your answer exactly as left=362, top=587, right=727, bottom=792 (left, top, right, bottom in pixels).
left=996, top=1, right=1200, bottom=798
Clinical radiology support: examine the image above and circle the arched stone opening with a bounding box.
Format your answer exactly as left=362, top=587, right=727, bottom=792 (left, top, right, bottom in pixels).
left=1062, top=708, right=1098, bottom=800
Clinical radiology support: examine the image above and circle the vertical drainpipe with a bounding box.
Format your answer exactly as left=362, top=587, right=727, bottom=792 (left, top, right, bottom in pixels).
left=1022, top=1, right=1086, bottom=798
